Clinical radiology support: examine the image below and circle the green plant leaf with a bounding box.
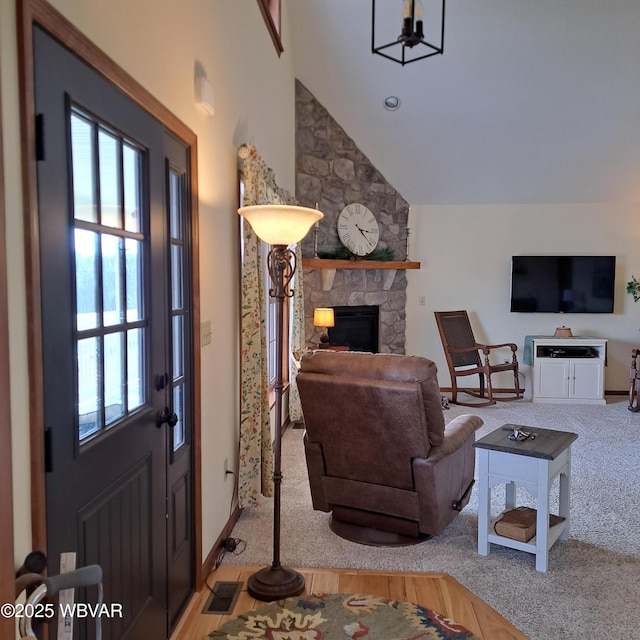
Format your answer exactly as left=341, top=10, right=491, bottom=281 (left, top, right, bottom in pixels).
left=626, top=276, right=640, bottom=302
left=317, top=247, right=395, bottom=261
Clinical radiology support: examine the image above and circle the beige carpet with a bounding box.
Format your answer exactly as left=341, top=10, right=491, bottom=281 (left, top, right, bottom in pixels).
left=223, top=396, right=640, bottom=640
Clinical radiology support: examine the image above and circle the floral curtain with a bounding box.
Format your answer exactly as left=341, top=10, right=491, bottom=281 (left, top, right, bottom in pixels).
left=237, top=143, right=305, bottom=506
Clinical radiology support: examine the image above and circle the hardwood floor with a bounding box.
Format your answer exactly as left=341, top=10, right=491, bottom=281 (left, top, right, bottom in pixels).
left=172, top=565, right=529, bottom=639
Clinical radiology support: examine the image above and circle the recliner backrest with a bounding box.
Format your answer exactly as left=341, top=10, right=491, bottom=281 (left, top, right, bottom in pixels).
left=298, top=351, right=446, bottom=490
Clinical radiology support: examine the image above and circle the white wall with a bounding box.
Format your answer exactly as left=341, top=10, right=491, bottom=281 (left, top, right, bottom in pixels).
left=2, top=0, right=296, bottom=566
left=406, top=203, right=640, bottom=393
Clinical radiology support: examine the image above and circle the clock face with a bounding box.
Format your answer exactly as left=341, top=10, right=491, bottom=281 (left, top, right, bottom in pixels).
left=337, top=204, right=380, bottom=256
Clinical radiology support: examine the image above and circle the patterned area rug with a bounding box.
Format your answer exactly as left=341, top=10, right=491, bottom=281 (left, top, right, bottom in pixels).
left=208, top=592, right=480, bottom=639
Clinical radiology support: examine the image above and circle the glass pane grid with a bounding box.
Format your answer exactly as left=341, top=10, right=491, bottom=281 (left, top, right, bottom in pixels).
left=169, top=167, right=189, bottom=454
left=72, top=107, right=148, bottom=443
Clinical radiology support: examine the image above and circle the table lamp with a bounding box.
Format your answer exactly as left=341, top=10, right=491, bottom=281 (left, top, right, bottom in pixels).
left=313, top=307, right=334, bottom=347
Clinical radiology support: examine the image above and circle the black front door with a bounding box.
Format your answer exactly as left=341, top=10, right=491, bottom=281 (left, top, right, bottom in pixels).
left=34, top=26, right=193, bottom=639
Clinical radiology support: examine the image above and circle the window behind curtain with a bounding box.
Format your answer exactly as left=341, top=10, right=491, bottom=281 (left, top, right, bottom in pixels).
left=239, top=174, right=281, bottom=389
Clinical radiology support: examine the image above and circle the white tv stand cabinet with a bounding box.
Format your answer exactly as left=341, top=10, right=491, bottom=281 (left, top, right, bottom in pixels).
left=531, top=336, right=607, bottom=405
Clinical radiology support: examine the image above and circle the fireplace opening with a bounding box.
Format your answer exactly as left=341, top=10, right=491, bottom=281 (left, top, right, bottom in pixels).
left=328, top=305, right=379, bottom=353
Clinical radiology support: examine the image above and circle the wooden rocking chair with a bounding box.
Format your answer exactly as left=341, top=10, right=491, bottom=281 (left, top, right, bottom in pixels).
left=434, top=310, right=523, bottom=407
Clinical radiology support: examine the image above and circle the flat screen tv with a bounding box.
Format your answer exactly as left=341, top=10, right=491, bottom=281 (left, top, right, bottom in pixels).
left=510, top=256, right=616, bottom=313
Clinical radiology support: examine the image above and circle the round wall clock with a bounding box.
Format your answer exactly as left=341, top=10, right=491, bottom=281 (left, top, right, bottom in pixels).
left=337, top=203, right=380, bottom=256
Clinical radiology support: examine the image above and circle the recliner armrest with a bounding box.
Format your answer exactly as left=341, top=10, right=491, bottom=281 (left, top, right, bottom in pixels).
left=413, top=413, right=481, bottom=536
left=426, top=414, right=483, bottom=462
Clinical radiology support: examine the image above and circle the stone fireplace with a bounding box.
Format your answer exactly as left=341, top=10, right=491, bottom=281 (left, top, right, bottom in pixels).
left=295, top=80, right=415, bottom=354
left=304, top=268, right=408, bottom=353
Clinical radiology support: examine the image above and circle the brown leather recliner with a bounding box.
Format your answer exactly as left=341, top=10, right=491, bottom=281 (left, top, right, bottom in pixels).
left=297, top=350, right=483, bottom=546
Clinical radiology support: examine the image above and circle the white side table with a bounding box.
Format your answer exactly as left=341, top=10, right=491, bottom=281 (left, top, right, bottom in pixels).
left=474, top=425, right=578, bottom=572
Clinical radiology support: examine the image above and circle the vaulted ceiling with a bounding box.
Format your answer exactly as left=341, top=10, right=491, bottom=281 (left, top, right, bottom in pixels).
left=289, top=0, right=640, bottom=206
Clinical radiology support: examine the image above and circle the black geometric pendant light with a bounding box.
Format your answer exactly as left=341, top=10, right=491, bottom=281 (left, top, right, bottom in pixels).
left=372, top=0, right=446, bottom=66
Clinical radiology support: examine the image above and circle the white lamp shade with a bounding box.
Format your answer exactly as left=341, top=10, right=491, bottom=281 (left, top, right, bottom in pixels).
left=238, top=205, right=323, bottom=245
left=313, top=307, right=335, bottom=328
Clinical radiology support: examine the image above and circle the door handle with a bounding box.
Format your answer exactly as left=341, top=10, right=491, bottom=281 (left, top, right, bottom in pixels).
left=157, top=407, right=178, bottom=429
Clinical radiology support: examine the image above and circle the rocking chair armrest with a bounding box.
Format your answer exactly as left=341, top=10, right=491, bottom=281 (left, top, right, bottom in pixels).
left=448, top=344, right=494, bottom=357
left=446, top=345, right=486, bottom=355
left=477, top=342, right=518, bottom=353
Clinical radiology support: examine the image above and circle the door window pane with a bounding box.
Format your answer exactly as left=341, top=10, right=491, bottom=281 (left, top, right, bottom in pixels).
left=71, top=114, right=97, bottom=223
left=75, top=229, right=99, bottom=330
left=102, top=234, right=124, bottom=326
left=169, top=172, right=183, bottom=240
left=127, top=328, right=144, bottom=411
left=267, top=293, right=277, bottom=385
left=123, top=143, right=142, bottom=233
left=172, top=384, right=185, bottom=451
left=173, top=315, right=184, bottom=379
left=104, top=331, right=125, bottom=425
left=125, top=238, right=143, bottom=322
left=78, top=336, right=101, bottom=440
left=171, top=245, right=183, bottom=311
left=98, top=130, right=121, bottom=228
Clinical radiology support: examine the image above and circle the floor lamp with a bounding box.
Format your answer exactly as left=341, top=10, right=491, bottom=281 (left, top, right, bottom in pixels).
left=238, top=204, right=323, bottom=601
